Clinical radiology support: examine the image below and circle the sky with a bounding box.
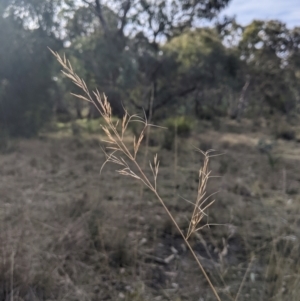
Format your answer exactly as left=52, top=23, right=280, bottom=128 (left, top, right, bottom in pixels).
left=220, top=0, right=300, bottom=28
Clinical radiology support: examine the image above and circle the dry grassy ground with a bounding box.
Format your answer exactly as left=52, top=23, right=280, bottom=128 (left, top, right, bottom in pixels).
left=1, top=118, right=300, bottom=301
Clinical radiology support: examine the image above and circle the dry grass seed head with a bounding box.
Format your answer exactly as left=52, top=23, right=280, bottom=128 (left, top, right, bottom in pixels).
left=51, top=50, right=221, bottom=301
left=52, top=51, right=218, bottom=239
left=186, top=150, right=217, bottom=239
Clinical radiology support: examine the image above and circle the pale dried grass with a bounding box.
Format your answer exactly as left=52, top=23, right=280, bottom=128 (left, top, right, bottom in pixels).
left=50, top=49, right=221, bottom=300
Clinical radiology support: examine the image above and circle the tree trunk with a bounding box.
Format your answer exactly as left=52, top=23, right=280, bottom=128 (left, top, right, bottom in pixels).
left=231, top=75, right=251, bottom=120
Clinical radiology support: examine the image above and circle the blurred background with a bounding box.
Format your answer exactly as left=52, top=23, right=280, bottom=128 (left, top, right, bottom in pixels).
left=1, top=1, right=300, bottom=300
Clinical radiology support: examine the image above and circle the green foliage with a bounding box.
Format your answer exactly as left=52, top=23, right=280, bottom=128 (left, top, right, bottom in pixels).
left=239, top=20, right=300, bottom=115
left=1, top=0, right=300, bottom=137
left=162, top=116, right=193, bottom=150
left=163, top=28, right=241, bottom=119
left=0, top=15, right=61, bottom=137
left=165, top=116, right=194, bottom=137
left=61, top=0, right=233, bottom=119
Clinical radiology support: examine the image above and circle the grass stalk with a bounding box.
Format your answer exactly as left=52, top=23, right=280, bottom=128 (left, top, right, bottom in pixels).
left=50, top=49, right=221, bottom=301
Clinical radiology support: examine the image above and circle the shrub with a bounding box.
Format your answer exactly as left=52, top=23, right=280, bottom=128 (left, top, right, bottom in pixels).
left=165, top=116, right=193, bottom=137
left=274, top=122, right=296, bottom=141
left=163, top=116, right=193, bottom=150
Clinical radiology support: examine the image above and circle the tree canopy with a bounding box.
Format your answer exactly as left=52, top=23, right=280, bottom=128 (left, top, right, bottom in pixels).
left=0, top=0, right=299, bottom=136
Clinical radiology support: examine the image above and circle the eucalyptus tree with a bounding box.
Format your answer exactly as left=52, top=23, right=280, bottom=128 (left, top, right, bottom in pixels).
left=62, top=0, right=233, bottom=118
left=238, top=20, right=300, bottom=116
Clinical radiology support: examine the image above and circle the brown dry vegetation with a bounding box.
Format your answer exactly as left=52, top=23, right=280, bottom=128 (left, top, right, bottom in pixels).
left=1, top=116, right=300, bottom=301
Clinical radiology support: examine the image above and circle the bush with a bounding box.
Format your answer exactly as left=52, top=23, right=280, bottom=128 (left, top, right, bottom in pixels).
left=162, top=116, right=193, bottom=150
left=165, top=116, right=193, bottom=137
left=274, top=122, right=296, bottom=141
